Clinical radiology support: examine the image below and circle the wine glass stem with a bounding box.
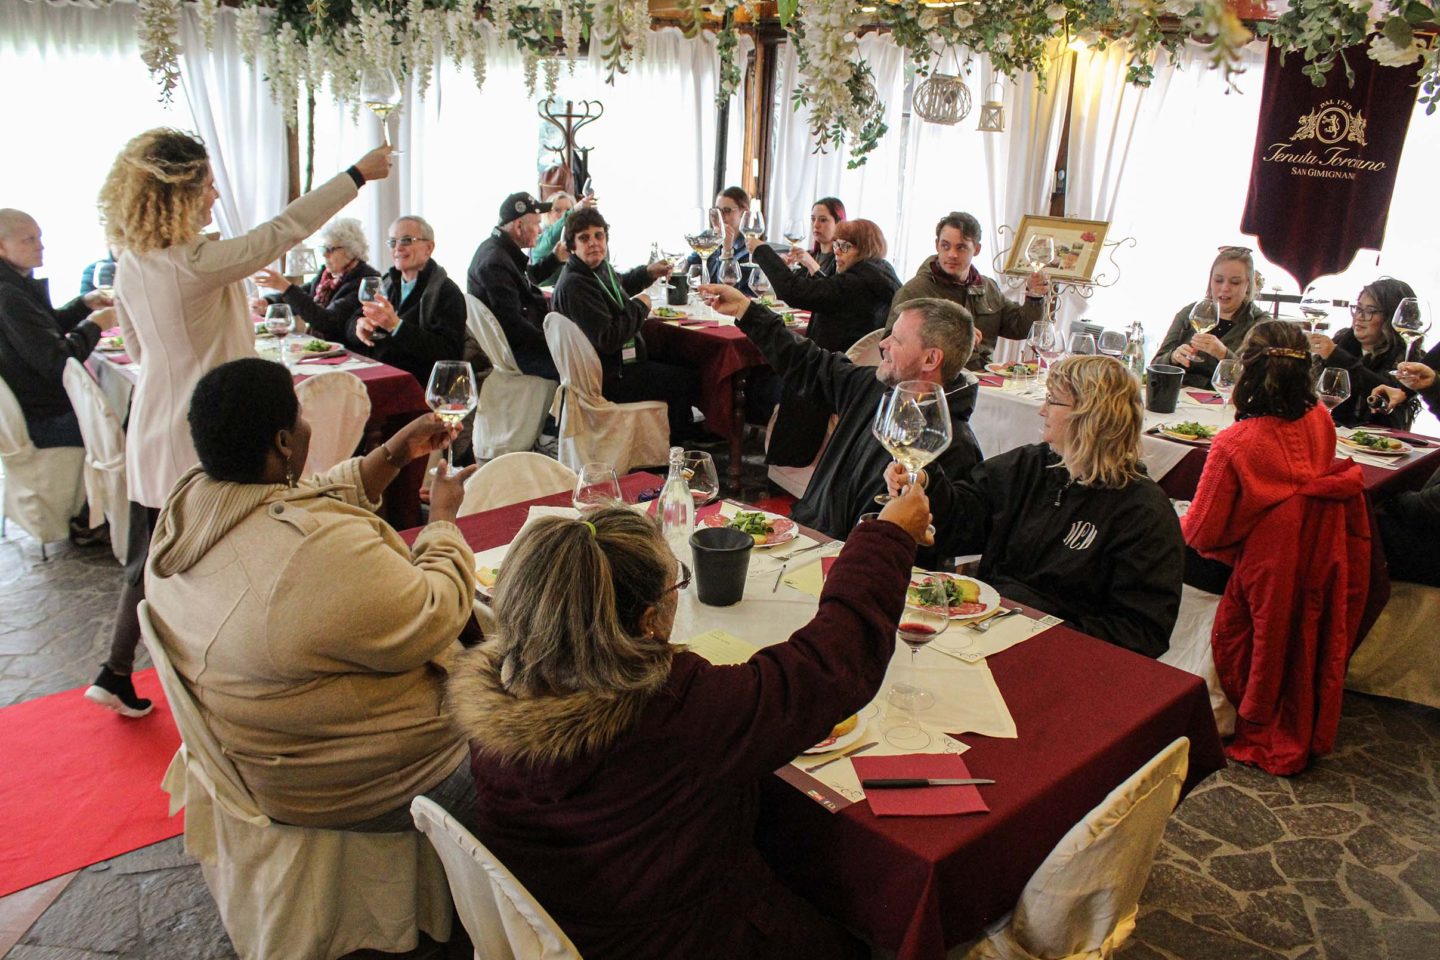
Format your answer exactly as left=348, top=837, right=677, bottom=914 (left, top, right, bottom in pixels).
left=906, top=470, right=919, bottom=493
left=908, top=644, right=922, bottom=728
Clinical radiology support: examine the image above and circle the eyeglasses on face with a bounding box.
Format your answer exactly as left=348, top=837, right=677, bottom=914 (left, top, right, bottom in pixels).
left=321, top=245, right=344, bottom=255
left=387, top=236, right=426, bottom=249
left=1042, top=394, right=1073, bottom=408
left=832, top=240, right=854, bottom=254
left=1349, top=304, right=1384, bottom=320
left=659, top=561, right=692, bottom=597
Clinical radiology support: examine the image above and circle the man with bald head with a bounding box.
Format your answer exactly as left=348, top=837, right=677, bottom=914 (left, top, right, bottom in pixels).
left=0, top=209, right=112, bottom=446
left=344, top=214, right=466, bottom=384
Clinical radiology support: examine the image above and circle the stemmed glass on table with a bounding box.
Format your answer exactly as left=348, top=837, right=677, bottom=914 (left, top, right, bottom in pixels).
left=573, top=462, right=622, bottom=511
left=1212, top=358, right=1241, bottom=407
left=361, top=67, right=404, bottom=156
left=884, top=596, right=950, bottom=750
left=1317, top=367, right=1351, bottom=413
left=1066, top=332, right=1097, bottom=357
left=264, top=304, right=294, bottom=366
left=682, top=451, right=720, bottom=507
left=1097, top=329, right=1127, bottom=358
left=425, top=361, right=477, bottom=474
left=717, top=257, right=743, bottom=287
left=1028, top=320, right=1062, bottom=383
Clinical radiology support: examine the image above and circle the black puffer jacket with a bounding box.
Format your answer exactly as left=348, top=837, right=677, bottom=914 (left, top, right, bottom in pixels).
left=0, top=260, right=100, bottom=420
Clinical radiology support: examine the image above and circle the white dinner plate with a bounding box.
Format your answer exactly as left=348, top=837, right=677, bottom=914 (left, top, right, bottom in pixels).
left=803, top=717, right=868, bottom=756
left=907, top=572, right=1001, bottom=620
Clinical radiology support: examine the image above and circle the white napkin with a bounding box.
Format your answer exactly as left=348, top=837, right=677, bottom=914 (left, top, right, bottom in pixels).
left=931, top=613, right=1062, bottom=664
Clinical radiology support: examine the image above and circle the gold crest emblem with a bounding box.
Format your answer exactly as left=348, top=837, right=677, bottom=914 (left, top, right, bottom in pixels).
left=1291, top=99, right=1368, bottom=147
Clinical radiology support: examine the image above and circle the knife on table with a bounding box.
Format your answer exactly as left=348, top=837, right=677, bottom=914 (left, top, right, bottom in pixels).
left=861, top=778, right=995, bottom=788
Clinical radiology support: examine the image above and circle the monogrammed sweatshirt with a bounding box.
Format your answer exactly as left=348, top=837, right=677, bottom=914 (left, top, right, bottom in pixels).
left=925, top=443, right=1183, bottom=658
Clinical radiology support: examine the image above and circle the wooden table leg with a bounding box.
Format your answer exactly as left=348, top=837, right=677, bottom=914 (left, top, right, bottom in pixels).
left=727, top=370, right=748, bottom=494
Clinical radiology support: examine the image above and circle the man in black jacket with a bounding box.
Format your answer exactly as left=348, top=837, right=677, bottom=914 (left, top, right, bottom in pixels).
left=347, top=215, right=466, bottom=385
left=466, top=191, right=564, bottom=380
left=0, top=209, right=110, bottom=447
left=704, top=284, right=982, bottom=545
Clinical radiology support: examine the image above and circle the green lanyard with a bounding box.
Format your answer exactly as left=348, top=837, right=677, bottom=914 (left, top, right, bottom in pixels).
left=597, top=262, right=627, bottom=308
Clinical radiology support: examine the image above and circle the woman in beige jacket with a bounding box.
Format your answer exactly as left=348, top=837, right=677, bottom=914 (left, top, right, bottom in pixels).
left=146, top=357, right=480, bottom=828
left=86, top=129, right=390, bottom=718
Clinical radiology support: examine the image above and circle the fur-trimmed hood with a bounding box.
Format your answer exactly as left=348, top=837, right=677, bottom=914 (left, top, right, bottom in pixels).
left=448, top=644, right=664, bottom=767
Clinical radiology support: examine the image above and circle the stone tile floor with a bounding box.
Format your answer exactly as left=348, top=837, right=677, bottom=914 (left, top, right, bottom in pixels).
left=3, top=455, right=1438, bottom=959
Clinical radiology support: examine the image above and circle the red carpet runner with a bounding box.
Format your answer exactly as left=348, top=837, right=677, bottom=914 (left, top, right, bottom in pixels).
left=0, top=670, right=182, bottom=897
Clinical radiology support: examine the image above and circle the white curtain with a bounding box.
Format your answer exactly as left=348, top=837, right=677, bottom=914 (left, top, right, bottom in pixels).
left=766, top=33, right=910, bottom=261
left=178, top=5, right=290, bottom=246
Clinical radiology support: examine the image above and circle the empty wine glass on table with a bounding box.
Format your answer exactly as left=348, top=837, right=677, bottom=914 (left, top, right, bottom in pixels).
left=1189, top=298, right=1220, bottom=337
left=1066, top=332, right=1097, bottom=356
left=682, top=451, right=720, bottom=507
left=1391, top=298, right=1428, bottom=366
left=1025, top=235, right=1056, bottom=272
left=1317, top=367, right=1351, bottom=413
left=1212, top=358, right=1241, bottom=406
left=884, top=596, right=950, bottom=750
left=1097, top=329, right=1127, bottom=358
left=573, top=462, right=623, bottom=512
left=361, top=67, right=404, bottom=156
left=425, top=361, right=477, bottom=474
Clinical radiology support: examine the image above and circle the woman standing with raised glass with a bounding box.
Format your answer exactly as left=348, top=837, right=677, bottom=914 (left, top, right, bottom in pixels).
left=83, top=129, right=390, bottom=719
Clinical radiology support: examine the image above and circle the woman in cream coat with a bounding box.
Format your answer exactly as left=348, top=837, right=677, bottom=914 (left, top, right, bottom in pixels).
left=147, top=358, right=479, bottom=828
left=85, top=129, right=390, bottom=719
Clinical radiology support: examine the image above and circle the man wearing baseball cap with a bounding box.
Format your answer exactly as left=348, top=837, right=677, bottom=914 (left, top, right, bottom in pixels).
left=466, top=191, right=566, bottom=380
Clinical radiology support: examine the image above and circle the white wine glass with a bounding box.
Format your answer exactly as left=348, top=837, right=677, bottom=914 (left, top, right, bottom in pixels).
left=1097, top=330, right=1127, bottom=357
left=682, top=451, right=719, bottom=507
left=708, top=205, right=725, bottom=238
left=1391, top=298, right=1427, bottom=363
left=685, top=263, right=704, bottom=305
left=1025, top=235, right=1055, bottom=272
left=782, top=221, right=806, bottom=246
left=884, top=596, right=950, bottom=750
left=581, top=176, right=595, bottom=199
left=425, top=360, right=477, bottom=474
left=1317, top=367, right=1351, bottom=413
left=1066, top=332, right=1097, bottom=356
left=92, top=262, right=116, bottom=299
left=1212, top=358, right=1241, bottom=406
left=1028, top=319, right=1062, bottom=375
left=1189, top=298, right=1220, bottom=336
left=880, top=381, right=953, bottom=493
left=1300, top=285, right=1331, bottom=334
left=573, top=462, right=622, bottom=511
left=361, top=67, right=404, bottom=156
left=741, top=208, right=765, bottom=240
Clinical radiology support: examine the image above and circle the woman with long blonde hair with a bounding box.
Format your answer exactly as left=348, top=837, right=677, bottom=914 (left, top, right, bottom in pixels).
left=886, top=355, right=1184, bottom=657
left=83, top=129, right=389, bottom=719
left=1152, top=245, right=1268, bottom=388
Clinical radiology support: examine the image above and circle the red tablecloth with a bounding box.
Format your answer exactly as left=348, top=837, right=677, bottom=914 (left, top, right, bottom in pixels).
left=409, top=479, right=1226, bottom=960
left=296, top=358, right=428, bottom=424
left=642, top=319, right=767, bottom=437
left=1157, top=434, right=1440, bottom=500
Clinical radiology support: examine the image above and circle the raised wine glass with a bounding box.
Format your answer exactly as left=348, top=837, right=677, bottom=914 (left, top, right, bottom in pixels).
left=425, top=361, right=477, bottom=474
left=717, top=257, right=742, bottom=287
left=1391, top=298, right=1428, bottom=363
left=573, top=462, right=622, bottom=512
left=884, top=595, right=950, bottom=750
left=741, top=208, right=765, bottom=240
left=748, top=265, right=772, bottom=302
left=879, top=381, right=953, bottom=494
left=92, top=261, right=116, bottom=299
left=361, top=67, right=404, bottom=156
left=685, top=263, right=704, bottom=305
left=782, top=221, right=806, bottom=246
left=1189, top=298, right=1220, bottom=337
left=708, top=205, right=726, bottom=239
left=1097, top=329, right=1127, bottom=357
left=1317, top=367, right=1351, bottom=413
left=1300, top=285, right=1331, bottom=334
left=1025, top=235, right=1056, bottom=272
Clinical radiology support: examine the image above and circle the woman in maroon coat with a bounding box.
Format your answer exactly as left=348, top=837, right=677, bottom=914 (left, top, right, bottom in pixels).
left=448, top=488, right=931, bottom=960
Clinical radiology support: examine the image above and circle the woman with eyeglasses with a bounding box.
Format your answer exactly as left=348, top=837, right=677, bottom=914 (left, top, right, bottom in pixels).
left=249, top=218, right=381, bottom=341
left=1307, top=277, right=1418, bottom=429
left=1152, top=246, right=1267, bottom=388
left=885, top=355, right=1184, bottom=658
left=449, top=487, right=932, bottom=960
left=86, top=128, right=389, bottom=719
left=746, top=219, right=902, bottom=465
left=1367, top=350, right=1440, bottom=588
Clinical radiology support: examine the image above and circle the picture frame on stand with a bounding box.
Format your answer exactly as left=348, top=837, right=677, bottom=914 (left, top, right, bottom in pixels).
left=1003, top=215, right=1110, bottom=284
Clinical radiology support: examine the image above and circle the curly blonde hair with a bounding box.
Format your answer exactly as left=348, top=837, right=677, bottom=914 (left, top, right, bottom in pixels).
left=98, top=128, right=212, bottom=253
left=1047, top=355, right=1145, bottom=489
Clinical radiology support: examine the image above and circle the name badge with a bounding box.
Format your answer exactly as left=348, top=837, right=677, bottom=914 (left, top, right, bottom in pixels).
left=622, top=338, right=639, bottom=364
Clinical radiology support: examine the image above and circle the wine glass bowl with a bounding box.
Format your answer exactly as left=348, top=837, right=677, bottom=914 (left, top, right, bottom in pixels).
left=682, top=452, right=719, bottom=507
left=1066, top=332, right=1097, bottom=356
left=717, top=257, right=742, bottom=287
left=1317, top=367, right=1351, bottom=413
left=1189, top=298, right=1221, bottom=337
left=360, top=67, right=404, bottom=155
left=1212, top=358, right=1241, bottom=405
left=425, top=361, right=477, bottom=473
left=1097, top=330, right=1127, bottom=357
left=1391, top=298, right=1427, bottom=362
left=1025, top=235, right=1056, bottom=272
left=573, top=462, right=622, bottom=512
left=741, top=208, right=765, bottom=240
left=1300, top=285, right=1331, bottom=334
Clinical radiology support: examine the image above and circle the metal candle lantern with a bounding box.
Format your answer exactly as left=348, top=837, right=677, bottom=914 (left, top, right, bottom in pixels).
left=913, top=72, right=972, bottom=126
left=977, top=82, right=1005, bottom=133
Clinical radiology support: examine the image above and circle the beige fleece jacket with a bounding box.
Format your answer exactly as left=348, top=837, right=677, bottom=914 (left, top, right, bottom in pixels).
left=145, top=456, right=474, bottom=828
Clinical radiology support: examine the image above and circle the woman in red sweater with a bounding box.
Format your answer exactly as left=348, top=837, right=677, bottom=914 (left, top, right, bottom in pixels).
left=449, top=487, right=931, bottom=960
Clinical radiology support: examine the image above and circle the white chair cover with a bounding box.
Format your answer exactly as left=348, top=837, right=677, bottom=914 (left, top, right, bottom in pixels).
left=467, top=294, right=558, bottom=460
left=764, top=330, right=880, bottom=498
left=295, top=370, right=372, bottom=476
left=411, top=796, right=581, bottom=960
left=1160, top=585, right=1237, bottom=737
left=0, top=374, right=85, bottom=547
left=1346, top=580, right=1440, bottom=709
left=138, top=602, right=453, bottom=960
left=960, top=737, right=1190, bottom=960
left=62, top=359, right=130, bottom=563
left=543, top=311, right=669, bottom=474
left=458, top=452, right=578, bottom=518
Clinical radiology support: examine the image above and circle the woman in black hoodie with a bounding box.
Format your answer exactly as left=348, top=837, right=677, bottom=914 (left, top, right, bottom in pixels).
left=550, top=207, right=690, bottom=441
left=747, top=218, right=901, bottom=464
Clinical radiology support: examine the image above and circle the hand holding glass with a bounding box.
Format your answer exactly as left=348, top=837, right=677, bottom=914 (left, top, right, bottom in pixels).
left=361, top=68, right=403, bottom=156
left=424, top=361, right=477, bottom=473
left=1189, top=298, right=1220, bottom=336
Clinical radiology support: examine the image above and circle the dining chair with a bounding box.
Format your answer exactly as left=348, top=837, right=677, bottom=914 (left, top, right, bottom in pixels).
left=139, top=601, right=454, bottom=960
left=0, top=372, right=86, bottom=560
left=467, top=293, right=558, bottom=459
left=1160, top=584, right=1236, bottom=737
left=458, top=451, right=578, bottom=518
left=1345, top=579, right=1440, bottom=709
left=543, top=311, right=669, bottom=474
left=61, top=359, right=129, bottom=563
left=958, top=737, right=1190, bottom=960
left=295, top=369, right=371, bottom=476
left=411, top=796, right=582, bottom=960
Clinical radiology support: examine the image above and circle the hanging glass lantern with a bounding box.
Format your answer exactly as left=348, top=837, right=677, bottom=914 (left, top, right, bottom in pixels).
left=977, top=81, right=1005, bottom=133
left=913, top=72, right=972, bottom=126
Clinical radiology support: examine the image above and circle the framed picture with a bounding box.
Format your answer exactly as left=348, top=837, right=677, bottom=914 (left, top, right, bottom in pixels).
left=1003, top=215, right=1110, bottom=283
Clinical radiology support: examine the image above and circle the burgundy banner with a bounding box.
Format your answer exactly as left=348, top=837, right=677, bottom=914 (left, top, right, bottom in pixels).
left=1241, top=43, right=1418, bottom=289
